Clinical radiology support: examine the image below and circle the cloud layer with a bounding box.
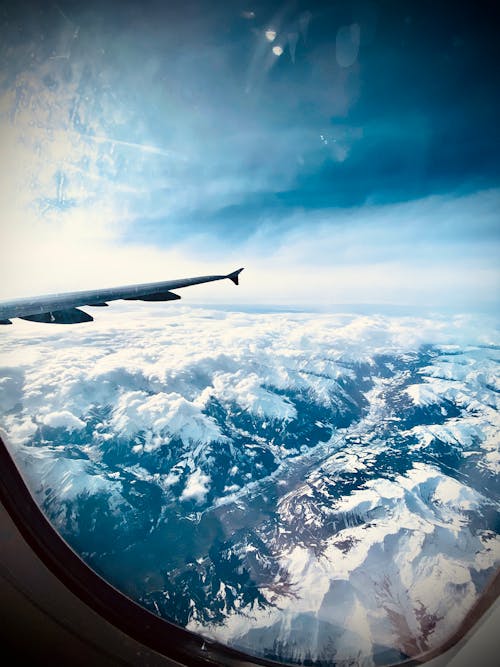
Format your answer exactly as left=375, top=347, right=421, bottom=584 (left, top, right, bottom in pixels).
left=1, top=307, right=499, bottom=662
left=1, top=306, right=499, bottom=663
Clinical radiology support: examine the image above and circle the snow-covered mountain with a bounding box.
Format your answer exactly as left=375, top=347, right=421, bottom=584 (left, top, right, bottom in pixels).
left=1, top=306, right=499, bottom=665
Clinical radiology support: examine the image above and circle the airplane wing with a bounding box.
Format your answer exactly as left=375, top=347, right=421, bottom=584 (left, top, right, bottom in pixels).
left=0, top=267, right=244, bottom=325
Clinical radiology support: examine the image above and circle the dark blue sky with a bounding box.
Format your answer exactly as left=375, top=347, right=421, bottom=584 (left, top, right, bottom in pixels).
left=1, top=0, right=499, bottom=306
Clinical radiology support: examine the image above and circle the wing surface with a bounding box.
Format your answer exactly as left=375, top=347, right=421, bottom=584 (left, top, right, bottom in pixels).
left=0, top=268, right=243, bottom=324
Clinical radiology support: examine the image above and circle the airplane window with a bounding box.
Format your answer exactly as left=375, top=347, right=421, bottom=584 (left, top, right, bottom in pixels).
left=1, top=1, right=499, bottom=665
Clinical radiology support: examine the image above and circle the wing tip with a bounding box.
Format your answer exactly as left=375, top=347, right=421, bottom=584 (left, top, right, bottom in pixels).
left=227, top=267, right=244, bottom=286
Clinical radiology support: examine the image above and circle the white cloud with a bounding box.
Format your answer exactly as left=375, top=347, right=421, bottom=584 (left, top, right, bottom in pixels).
left=0, top=307, right=497, bottom=453
left=211, top=372, right=297, bottom=420
left=41, top=409, right=86, bottom=431
left=181, top=468, right=211, bottom=503
left=110, top=390, right=224, bottom=448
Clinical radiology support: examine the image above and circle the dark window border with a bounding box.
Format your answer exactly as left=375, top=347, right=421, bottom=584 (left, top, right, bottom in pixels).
left=0, top=432, right=498, bottom=666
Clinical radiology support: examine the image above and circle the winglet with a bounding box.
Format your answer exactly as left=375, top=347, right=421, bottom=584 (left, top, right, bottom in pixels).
left=227, top=267, right=244, bottom=286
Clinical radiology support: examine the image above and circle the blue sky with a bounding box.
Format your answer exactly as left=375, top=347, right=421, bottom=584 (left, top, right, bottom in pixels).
left=0, top=0, right=499, bottom=309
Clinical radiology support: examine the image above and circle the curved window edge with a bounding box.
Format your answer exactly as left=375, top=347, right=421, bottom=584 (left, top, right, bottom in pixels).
left=0, top=430, right=498, bottom=667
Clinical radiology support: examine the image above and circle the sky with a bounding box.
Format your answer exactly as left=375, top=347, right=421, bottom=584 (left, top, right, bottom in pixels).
left=0, top=0, right=499, bottom=309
